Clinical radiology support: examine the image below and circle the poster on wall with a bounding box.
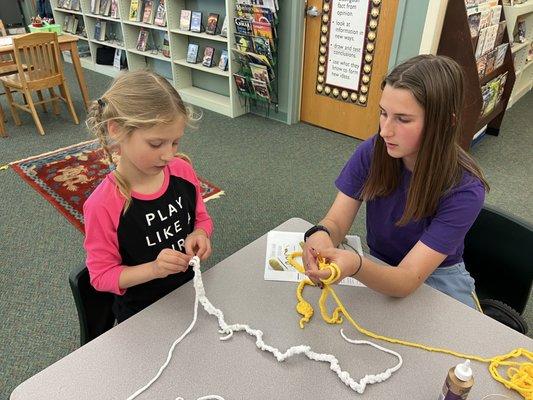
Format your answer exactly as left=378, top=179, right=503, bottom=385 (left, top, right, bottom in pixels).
left=325, top=0, right=370, bottom=91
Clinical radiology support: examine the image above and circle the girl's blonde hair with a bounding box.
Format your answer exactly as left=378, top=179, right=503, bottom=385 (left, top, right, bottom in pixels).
left=361, top=55, right=489, bottom=226
left=86, top=69, right=197, bottom=212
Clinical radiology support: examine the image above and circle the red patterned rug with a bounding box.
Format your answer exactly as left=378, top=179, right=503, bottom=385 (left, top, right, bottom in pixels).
left=10, top=139, right=224, bottom=233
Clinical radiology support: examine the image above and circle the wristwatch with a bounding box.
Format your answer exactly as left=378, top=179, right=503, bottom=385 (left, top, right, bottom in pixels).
left=304, top=225, right=330, bottom=242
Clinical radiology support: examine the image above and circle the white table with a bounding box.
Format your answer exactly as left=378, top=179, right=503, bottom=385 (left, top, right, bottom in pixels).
left=11, top=218, right=532, bottom=399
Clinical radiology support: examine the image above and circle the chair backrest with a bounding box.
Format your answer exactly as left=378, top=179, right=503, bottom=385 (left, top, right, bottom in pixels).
left=0, top=20, right=7, bottom=36
left=12, top=32, right=63, bottom=88
left=0, top=19, right=14, bottom=64
left=69, top=264, right=116, bottom=346
left=463, top=204, right=533, bottom=314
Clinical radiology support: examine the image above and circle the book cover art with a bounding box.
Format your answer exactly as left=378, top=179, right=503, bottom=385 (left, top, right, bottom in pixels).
left=476, top=53, right=487, bottom=78
left=485, top=48, right=496, bottom=75
left=129, top=0, right=140, bottom=21
left=490, top=5, right=502, bottom=25
left=220, top=16, right=228, bottom=37
left=142, top=0, right=154, bottom=23
left=180, top=9, right=191, bottom=30
left=252, top=36, right=273, bottom=62
left=206, top=13, right=219, bottom=34
left=234, top=17, right=253, bottom=35
left=252, top=19, right=275, bottom=49
left=467, top=12, right=481, bottom=37
left=93, top=19, right=101, bottom=39
left=482, top=24, right=499, bottom=55
left=186, top=43, right=199, bottom=63
left=478, top=9, right=491, bottom=30
left=249, top=62, right=269, bottom=83
left=154, top=0, right=167, bottom=26
left=494, top=43, right=508, bottom=69
left=90, top=0, right=100, bottom=13
left=233, top=73, right=249, bottom=93
left=162, top=32, right=170, bottom=58
left=218, top=49, right=228, bottom=70
left=234, top=33, right=253, bottom=52
left=496, top=72, right=508, bottom=103
left=202, top=46, right=214, bottom=67
left=190, top=11, right=202, bottom=32
left=99, top=0, right=111, bottom=15
left=250, top=77, right=270, bottom=100
left=475, top=27, right=488, bottom=58
left=494, top=21, right=506, bottom=47
left=110, top=0, right=119, bottom=18
left=136, top=28, right=149, bottom=51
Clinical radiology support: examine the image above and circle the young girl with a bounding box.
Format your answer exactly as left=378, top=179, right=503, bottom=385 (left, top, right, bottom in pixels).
left=303, top=55, right=489, bottom=309
left=84, top=70, right=213, bottom=322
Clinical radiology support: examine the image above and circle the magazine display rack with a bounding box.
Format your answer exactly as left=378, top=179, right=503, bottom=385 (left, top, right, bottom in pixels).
left=438, top=0, right=516, bottom=149
left=503, top=1, right=533, bottom=107
left=50, top=0, right=252, bottom=117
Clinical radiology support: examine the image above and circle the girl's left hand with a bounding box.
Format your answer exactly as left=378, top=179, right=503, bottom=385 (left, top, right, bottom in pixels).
left=306, top=247, right=358, bottom=283
left=184, top=229, right=212, bottom=260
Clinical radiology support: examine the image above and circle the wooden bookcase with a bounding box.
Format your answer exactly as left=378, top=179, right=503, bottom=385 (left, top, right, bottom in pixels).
left=50, top=0, right=247, bottom=118
left=503, top=1, right=533, bottom=107
left=437, top=0, right=516, bottom=150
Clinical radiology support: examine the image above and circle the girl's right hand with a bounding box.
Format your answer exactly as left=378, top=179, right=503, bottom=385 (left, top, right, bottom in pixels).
left=302, top=231, right=335, bottom=286
left=151, top=248, right=192, bottom=279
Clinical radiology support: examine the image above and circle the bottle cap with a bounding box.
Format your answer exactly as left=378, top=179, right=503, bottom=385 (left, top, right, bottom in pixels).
left=454, top=359, right=473, bottom=381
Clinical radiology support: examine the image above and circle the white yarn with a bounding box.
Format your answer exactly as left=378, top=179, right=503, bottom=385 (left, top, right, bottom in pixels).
left=127, top=256, right=403, bottom=399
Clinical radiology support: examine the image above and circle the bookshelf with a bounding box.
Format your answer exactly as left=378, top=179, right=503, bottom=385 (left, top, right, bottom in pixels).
left=503, top=1, right=533, bottom=107
left=437, top=0, right=516, bottom=150
left=50, top=0, right=247, bottom=117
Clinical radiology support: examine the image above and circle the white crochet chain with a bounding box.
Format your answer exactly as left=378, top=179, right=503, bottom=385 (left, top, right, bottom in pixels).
left=126, top=256, right=403, bottom=400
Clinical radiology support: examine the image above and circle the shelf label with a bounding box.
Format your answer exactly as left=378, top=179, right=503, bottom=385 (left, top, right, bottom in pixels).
left=325, top=0, right=369, bottom=91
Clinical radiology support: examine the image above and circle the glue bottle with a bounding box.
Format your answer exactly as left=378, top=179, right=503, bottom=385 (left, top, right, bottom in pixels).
left=438, top=359, right=474, bottom=400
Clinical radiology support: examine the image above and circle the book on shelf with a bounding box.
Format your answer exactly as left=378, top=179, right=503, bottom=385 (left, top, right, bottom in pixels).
left=57, top=0, right=67, bottom=9
left=180, top=10, right=192, bottom=30
left=186, top=43, right=199, bottom=63
left=62, top=15, right=71, bottom=32
left=477, top=53, right=487, bottom=78
left=248, top=0, right=277, bottom=12
left=481, top=72, right=508, bottom=116
left=100, top=0, right=111, bottom=16
left=482, top=24, right=499, bottom=55
left=162, top=32, right=170, bottom=58
left=190, top=11, right=202, bottom=33
left=202, top=46, right=215, bottom=67
left=142, top=0, right=155, bottom=24
left=490, top=5, right=501, bottom=26
left=475, top=27, right=488, bottom=58
left=250, top=77, right=270, bottom=100
left=154, top=0, right=167, bottom=26
left=70, top=0, right=80, bottom=11
left=220, top=16, right=228, bottom=37
left=91, top=0, right=100, bottom=14
left=235, top=33, right=253, bottom=52
left=233, top=73, right=250, bottom=93
left=110, top=0, right=119, bottom=18
left=249, top=62, right=269, bottom=84
left=206, top=13, right=219, bottom=35
left=129, top=0, right=141, bottom=21
left=218, top=49, right=228, bottom=70
left=72, top=16, right=80, bottom=34
left=467, top=11, right=481, bottom=38
left=485, top=48, right=496, bottom=75
left=252, top=19, right=275, bottom=50
left=516, top=18, right=526, bottom=43
left=235, top=17, right=253, bottom=35
left=252, top=36, right=273, bottom=63
left=136, top=28, right=149, bottom=51
left=94, top=19, right=106, bottom=41
left=494, top=43, right=508, bottom=70
left=236, top=4, right=277, bottom=30
left=63, top=0, right=72, bottom=10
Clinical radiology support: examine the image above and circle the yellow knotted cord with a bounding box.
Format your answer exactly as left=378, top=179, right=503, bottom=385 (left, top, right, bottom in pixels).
left=288, top=251, right=533, bottom=399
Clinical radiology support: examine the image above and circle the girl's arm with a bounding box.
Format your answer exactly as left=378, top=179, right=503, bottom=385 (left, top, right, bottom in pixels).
left=309, top=242, right=446, bottom=297
left=303, top=192, right=362, bottom=273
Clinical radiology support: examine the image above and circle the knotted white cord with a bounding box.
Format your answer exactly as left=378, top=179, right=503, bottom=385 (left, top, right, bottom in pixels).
left=127, top=256, right=403, bottom=399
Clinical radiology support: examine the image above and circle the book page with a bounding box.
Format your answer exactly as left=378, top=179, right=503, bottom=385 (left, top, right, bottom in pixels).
left=264, top=231, right=365, bottom=287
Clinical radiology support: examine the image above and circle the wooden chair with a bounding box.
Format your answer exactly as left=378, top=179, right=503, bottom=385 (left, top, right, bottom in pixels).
left=0, top=32, right=79, bottom=136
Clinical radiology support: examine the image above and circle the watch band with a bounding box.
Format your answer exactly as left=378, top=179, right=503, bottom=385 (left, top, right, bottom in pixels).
left=304, top=225, right=330, bottom=242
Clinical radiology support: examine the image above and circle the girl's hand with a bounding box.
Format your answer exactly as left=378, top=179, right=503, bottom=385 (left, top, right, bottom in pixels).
left=184, top=229, right=212, bottom=260
left=305, top=247, right=358, bottom=284
left=303, top=231, right=335, bottom=286
left=152, top=248, right=192, bottom=279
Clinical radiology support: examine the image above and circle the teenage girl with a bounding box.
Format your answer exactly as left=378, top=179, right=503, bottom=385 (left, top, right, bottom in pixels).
left=303, top=55, right=489, bottom=309
left=84, top=70, right=213, bottom=322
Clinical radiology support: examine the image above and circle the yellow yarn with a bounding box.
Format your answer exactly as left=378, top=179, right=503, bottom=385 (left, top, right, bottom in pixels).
left=288, top=251, right=533, bottom=399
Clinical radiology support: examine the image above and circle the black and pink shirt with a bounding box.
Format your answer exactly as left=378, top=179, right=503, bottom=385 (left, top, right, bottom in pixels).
left=83, top=157, right=213, bottom=320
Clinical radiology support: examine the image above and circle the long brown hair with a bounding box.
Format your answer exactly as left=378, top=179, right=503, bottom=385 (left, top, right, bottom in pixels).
left=86, top=70, right=199, bottom=211
left=361, top=55, right=489, bottom=225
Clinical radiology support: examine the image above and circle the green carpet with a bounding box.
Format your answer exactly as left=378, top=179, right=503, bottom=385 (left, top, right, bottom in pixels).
left=0, top=64, right=531, bottom=399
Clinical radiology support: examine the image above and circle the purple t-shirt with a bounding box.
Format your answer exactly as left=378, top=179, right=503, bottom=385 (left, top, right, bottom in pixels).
left=335, top=135, right=485, bottom=267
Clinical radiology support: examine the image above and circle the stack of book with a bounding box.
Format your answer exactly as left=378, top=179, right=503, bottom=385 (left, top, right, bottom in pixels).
left=466, top=0, right=509, bottom=79
left=231, top=0, right=278, bottom=103
left=58, top=0, right=81, bottom=11
left=129, top=0, right=166, bottom=27
left=90, top=0, right=117, bottom=17
left=62, top=15, right=80, bottom=34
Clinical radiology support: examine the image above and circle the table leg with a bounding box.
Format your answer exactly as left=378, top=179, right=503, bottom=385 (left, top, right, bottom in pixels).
left=69, top=42, right=90, bottom=110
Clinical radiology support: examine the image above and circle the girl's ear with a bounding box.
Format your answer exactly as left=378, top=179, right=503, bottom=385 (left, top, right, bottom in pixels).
left=107, top=120, right=119, bottom=139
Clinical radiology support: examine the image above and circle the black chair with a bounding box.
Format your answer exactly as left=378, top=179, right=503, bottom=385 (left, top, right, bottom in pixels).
left=463, top=204, right=533, bottom=334
left=69, top=264, right=116, bottom=346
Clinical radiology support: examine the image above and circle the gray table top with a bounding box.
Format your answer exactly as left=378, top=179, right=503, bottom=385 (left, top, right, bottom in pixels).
left=11, top=218, right=532, bottom=400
